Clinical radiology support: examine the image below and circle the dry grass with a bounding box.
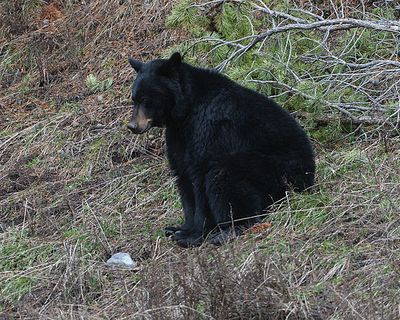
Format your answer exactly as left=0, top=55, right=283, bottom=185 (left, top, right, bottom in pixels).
left=0, top=1, right=399, bottom=319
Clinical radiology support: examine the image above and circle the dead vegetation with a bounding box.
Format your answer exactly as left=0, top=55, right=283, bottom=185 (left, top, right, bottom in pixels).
left=0, top=0, right=399, bottom=319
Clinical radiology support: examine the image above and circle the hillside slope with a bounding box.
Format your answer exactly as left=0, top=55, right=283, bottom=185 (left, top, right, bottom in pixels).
left=1, top=1, right=399, bottom=319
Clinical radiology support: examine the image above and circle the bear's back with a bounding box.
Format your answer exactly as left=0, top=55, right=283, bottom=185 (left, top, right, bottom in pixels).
left=180, top=63, right=312, bottom=157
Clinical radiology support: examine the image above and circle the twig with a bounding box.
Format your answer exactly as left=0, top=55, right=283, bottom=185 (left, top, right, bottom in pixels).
left=249, top=79, right=400, bottom=126
left=302, top=55, right=400, bottom=69
left=248, top=79, right=356, bottom=120
left=252, top=2, right=308, bottom=24
left=295, top=111, right=396, bottom=126
left=216, top=17, right=400, bottom=70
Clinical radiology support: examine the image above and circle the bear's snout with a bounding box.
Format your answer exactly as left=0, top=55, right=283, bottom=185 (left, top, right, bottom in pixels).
left=127, top=118, right=152, bottom=134
left=127, top=121, right=138, bottom=133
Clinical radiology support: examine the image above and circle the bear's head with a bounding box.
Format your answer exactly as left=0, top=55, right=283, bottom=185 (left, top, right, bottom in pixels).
left=127, top=52, right=182, bottom=134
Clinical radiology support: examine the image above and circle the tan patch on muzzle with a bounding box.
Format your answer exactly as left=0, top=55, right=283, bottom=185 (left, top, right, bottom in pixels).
left=128, top=107, right=152, bottom=134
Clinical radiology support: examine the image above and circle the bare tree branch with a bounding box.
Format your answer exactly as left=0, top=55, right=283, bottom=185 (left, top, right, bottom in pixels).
left=215, top=13, right=400, bottom=70
left=248, top=79, right=400, bottom=126
left=192, top=1, right=400, bottom=127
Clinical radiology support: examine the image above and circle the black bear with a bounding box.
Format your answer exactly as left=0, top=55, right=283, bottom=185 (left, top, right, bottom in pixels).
left=127, top=52, right=315, bottom=247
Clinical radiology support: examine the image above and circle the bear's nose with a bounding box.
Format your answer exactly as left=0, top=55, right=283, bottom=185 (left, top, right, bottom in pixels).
left=127, top=122, right=137, bottom=132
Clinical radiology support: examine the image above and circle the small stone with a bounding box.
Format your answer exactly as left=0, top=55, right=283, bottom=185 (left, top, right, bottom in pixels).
left=96, top=95, right=104, bottom=102
left=370, top=79, right=379, bottom=86
left=43, top=19, right=50, bottom=26
left=106, top=252, right=136, bottom=269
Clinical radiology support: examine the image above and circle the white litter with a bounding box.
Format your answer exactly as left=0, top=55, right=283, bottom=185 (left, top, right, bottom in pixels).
left=106, top=252, right=136, bottom=269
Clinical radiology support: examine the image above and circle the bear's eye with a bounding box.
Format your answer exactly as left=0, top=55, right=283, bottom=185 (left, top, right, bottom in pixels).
left=133, top=96, right=147, bottom=104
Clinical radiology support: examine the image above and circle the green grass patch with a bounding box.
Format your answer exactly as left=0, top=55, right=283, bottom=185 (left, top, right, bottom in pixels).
left=0, top=229, right=59, bottom=303
left=273, top=191, right=333, bottom=231
left=59, top=102, right=82, bottom=113
left=26, top=157, right=40, bottom=168
left=85, top=74, right=113, bottom=93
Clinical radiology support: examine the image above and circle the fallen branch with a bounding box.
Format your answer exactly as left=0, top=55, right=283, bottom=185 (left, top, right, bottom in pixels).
left=253, top=3, right=308, bottom=24
left=216, top=13, right=400, bottom=70
left=301, top=55, right=400, bottom=70
left=249, top=79, right=400, bottom=126
left=295, top=111, right=398, bottom=127
left=248, top=79, right=356, bottom=120
left=194, top=1, right=400, bottom=128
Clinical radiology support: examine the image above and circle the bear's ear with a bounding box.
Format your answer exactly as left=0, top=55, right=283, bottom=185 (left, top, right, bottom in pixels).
left=128, top=57, right=143, bottom=73
left=159, top=52, right=182, bottom=78
left=168, top=52, right=182, bottom=68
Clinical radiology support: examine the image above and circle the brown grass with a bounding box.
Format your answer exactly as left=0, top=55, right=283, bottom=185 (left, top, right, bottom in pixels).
left=0, top=1, right=399, bottom=319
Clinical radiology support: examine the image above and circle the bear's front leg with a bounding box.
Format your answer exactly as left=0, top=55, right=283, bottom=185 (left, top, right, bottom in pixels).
left=165, top=176, right=195, bottom=237
left=173, top=177, right=212, bottom=247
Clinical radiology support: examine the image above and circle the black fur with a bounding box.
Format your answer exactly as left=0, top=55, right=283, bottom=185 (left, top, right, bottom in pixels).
left=128, top=53, right=315, bottom=247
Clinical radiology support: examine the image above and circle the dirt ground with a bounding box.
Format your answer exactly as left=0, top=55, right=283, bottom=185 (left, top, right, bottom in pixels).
left=0, top=1, right=399, bottom=319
